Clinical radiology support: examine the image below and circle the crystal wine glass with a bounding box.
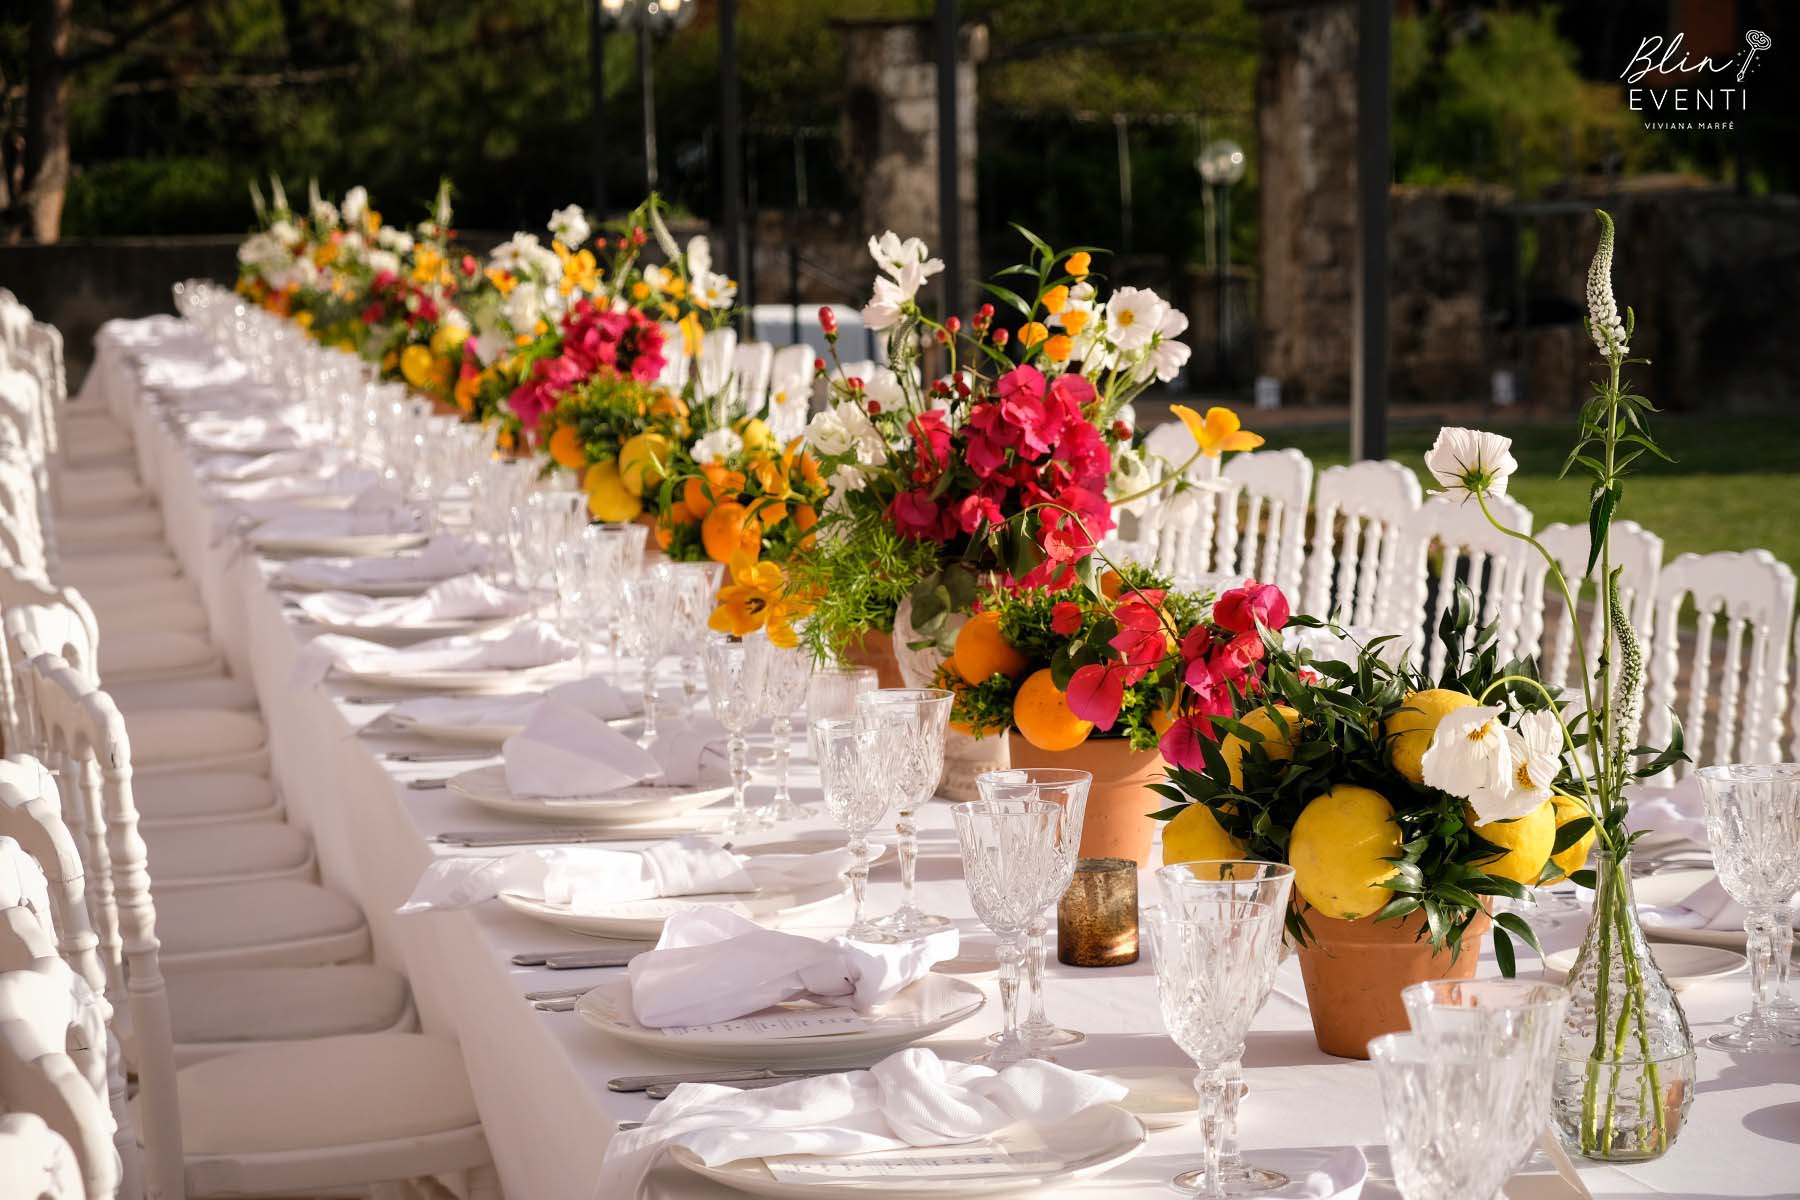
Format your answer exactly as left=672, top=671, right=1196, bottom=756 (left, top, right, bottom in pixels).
left=1402, top=979, right=1570, bottom=1173
left=591, top=522, right=646, bottom=684
left=977, top=767, right=1090, bottom=1054
left=814, top=717, right=891, bottom=938
left=702, top=634, right=765, bottom=836
left=855, top=688, right=954, bottom=940
left=1697, top=762, right=1800, bottom=1051
left=951, top=797, right=1062, bottom=1066
left=621, top=570, right=676, bottom=745
left=664, top=562, right=723, bottom=721
left=1146, top=861, right=1294, bottom=1198
left=805, top=666, right=879, bottom=747
left=752, top=636, right=816, bottom=823
left=1369, top=1031, right=1535, bottom=1200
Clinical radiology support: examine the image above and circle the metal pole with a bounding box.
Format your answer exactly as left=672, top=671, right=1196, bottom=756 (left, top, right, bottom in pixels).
left=935, top=0, right=960, bottom=319
left=587, top=1, right=609, bottom=214
left=1217, top=183, right=1230, bottom=385
left=1352, top=0, right=1390, bottom=461
left=639, top=24, right=659, bottom=192
left=1114, top=113, right=1133, bottom=254
left=719, top=0, right=744, bottom=326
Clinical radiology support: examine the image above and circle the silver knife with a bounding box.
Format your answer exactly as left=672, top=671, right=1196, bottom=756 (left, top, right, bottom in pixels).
left=385, top=750, right=499, bottom=763
left=525, top=984, right=595, bottom=1001
left=608, top=1067, right=849, bottom=1093
left=513, top=947, right=635, bottom=966
left=545, top=950, right=639, bottom=969
left=436, top=829, right=713, bottom=847
left=407, top=778, right=450, bottom=790
left=645, top=1071, right=858, bottom=1098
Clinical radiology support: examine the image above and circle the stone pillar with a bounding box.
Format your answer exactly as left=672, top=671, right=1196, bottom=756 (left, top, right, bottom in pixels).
left=836, top=18, right=983, bottom=314
left=1253, top=1, right=1359, bottom=405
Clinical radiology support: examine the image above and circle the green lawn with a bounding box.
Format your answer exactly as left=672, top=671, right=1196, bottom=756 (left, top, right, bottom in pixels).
left=1275, top=415, right=1800, bottom=572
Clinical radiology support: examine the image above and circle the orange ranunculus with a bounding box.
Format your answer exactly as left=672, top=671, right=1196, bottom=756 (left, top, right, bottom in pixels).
left=1044, top=334, right=1073, bottom=363
left=1170, top=404, right=1265, bottom=457
left=1042, top=285, right=1070, bottom=314
left=1020, top=321, right=1049, bottom=349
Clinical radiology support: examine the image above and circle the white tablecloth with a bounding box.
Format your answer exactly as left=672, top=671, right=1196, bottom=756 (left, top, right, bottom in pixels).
left=118, top=328, right=1800, bottom=1200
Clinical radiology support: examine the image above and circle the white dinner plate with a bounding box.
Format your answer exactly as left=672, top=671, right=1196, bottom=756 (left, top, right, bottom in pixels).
left=1094, top=1066, right=1196, bottom=1130
left=253, top=530, right=430, bottom=557
left=1543, top=941, right=1746, bottom=991
left=669, top=1103, right=1146, bottom=1197
left=389, top=715, right=533, bottom=746
left=576, top=974, right=987, bottom=1066
left=496, top=877, right=847, bottom=941
left=335, top=662, right=570, bottom=694
left=302, top=614, right=516, bottom=643
left=447, top=763, right=732, bottom=823
left=280, top=573, right=444, bottom=598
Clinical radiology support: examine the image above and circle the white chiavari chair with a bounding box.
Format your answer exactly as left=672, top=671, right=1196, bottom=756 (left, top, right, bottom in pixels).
left=657, top=322, right=692, bottom=394
left=1643, top=550, right=1796, bottom=783
left=695, top=326, right=739, bottom=415
left=1790, top=617, right=1800, bottom=762
left=835, top=359, right=875, bottom=387
left=765, top=343, right=815, bottom=442
left=5, top=668, right=493, bottom=1197
left=1526, top=521, right=1663, bottom=695
left=1219, top=448, right=1313, bottom=598
left=0, top=1112, right=84, bottom=1199
left=1384, top=492, right=1539, bottom=677
left=731, top=339, right=774, bottom=420
left=1303, top=459, right=1423, bottom=625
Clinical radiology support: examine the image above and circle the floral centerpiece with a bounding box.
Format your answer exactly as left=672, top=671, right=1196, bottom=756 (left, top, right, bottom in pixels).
left=1411, top=210, right=1693, bottom=1160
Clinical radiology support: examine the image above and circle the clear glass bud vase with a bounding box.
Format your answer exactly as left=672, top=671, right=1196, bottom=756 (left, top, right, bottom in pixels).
left=1551, top=849, right=1696, bottom=1161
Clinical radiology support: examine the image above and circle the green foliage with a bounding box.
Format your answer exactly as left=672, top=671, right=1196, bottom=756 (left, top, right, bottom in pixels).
left=790, top=516, right=944, bottom=665
left=63, top=158, right=248, bottom=236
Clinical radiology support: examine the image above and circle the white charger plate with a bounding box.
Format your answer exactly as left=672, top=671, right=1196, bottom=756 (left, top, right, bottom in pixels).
left=669, top=1103, right=1146, bottom=1198
left=1544, top=941, right=1746, bottom=991
left=447, top=763, right=731, bottom=823
left=576, top=974, right=987, bottom=1066
left=497, top=877, right=847, bottom=940
left=254, top=530, right=430, bottom=557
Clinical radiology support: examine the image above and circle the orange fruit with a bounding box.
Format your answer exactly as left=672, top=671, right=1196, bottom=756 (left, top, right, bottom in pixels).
left=683, top=463, right=744, bottom=519
left=547, top=424, right=587, bottom=471
left=665, top=496, right=699, bottom=526
left=1099, top=570, right=1124, bottom=600
left=952, top=611, right=1029, bottom=684
left=701, top=501, right=763, bottom=563
left=1013, top=668, right=1092, bottom=752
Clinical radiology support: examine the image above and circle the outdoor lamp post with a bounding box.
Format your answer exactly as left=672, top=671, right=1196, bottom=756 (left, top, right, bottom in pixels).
left=598, top=0, right=695, bottom=193
left=1197, top=138, right=1246, bottom=385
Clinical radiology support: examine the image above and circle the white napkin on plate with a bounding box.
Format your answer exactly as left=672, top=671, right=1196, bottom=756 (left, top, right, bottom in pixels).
left=543, top=675, right=640, bottom=722
left=1639, top=874, right=1796, bottom=932
left=1624, top=778, right=1707, bottom=845
left=254, top=489, right=422, bottom=542
left=384, top=675, right=637, bottom=733
left=627, top=908, right=959, bottom=1028
left=186, top=413, right=316, bottom=453
left=596, top=1047, right=1125, bottom=1199
left=200, top=447, right=338, bottom=483
left=397, top=836, right=867, bottom=914
left=501, top=704, right=722, bottom=800
left=272, top=536, right=487, bottom=591
left=294, top=622, right=574, bottom=687
left=214, top=466, right=382, bottom=505
left=296, top=576, right=531, bottom=629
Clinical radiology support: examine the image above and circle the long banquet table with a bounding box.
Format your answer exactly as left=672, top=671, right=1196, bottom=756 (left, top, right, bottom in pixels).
left=114, top=330, right=1800, bottom=1200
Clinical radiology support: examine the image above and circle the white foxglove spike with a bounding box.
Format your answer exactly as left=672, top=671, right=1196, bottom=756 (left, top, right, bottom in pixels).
left=1586, top=209, right=1629, bottom=358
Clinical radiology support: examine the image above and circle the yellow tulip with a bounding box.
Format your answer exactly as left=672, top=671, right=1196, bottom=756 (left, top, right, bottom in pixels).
left=1170, top=404, right=1265, bottom=457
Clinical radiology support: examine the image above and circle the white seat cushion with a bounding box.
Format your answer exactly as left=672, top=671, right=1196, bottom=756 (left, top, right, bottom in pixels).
left=142, top=822, right=310, bottom=884
left=61, top=550, right=180, bottom=588
left=133, top=773, right=279, bottom=826
left=168, top=966, right=411, bottom=1056
left=55, top=465, right=145, bottom=514
left=157, top=881, right=369, bottom=969
left=173, top=1035, right=477, bottom=1155
left=97, top=630, right=220, bottom=681
left=92, top=597, right=209, bottom=636
left=124, top=708, right=267, bottom=773
left=59, top=507, right=163, bottom=546
left=111, top=675, right=257, bottom=714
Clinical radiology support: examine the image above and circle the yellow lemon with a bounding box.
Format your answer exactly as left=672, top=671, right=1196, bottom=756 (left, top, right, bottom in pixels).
left=1161, top=804, right=1245, bottom=866
left=1385, top=689, right=1478, bottom=784
left=429, top=323, right=469, bottom=356
left=583, top=460, right=642, bottom=523
left=399, top=344, right=436, bottom=391
left=1289, top=785, right=1401, bottom=920
left=735, top=416, right=776, bottom=455
left=1544, top=795, right=1598, bottom=883
left=1218, top=703, right=1301, bottom=788
left=618, top=432, right=673, bottom=497
left=1467, top=800, right=1556, bottom=885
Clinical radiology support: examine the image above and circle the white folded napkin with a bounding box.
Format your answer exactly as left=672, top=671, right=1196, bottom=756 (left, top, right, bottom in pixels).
left=596, top=1046, right=1124, bottom=1199
left=637, top=716, right=729, bottom=786
left=254, top=489, right=422, bottom=543
left=1638, top=874, right=1796, bottom=932
left=200, top=447, right=339, bottom=483
left=543, top=675, right=640, bottom=722
left=383, top=674, right=637, bottom=734
left=397, top=836, right=866, bottom=915
left=213, top=466, right=381, bottom=504
left=1624, top=778, right=1707, bottom=845
left=271, top=536, right=487, bottom=591
left=501, top=704, right=723, bottom=800
left=296, top=576, right=530, bottom=629
left=186, top=413, right=317, bottom=453
left=627, top=908, right=959, bottom=1029
left=294, top=621, right=574, bottom=687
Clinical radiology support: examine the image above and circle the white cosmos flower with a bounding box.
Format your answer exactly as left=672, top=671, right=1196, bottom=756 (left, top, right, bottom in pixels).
left=868, top=232, right=944, bottom=281
left=642, top=264, right=675, bottom=293
left=692, top=271, right=737, bottom=310
left=862, top=275, right=910, bottom=332
left=364, top=249, right=400, bottom=278
left=548, top=205, right=591, bottom=250
left=1421, top=704, right=1514, bottom=806
left=1472, top=708, right=1566, bottom=824
left=1105, top=286, right=1168, bottom=352
left=1425, top=427, right=1518, bottom=502
left=692, top=428, right=744, bottom=465
left=1141, top=306, right=1192, bottom=383
left=862, top=367, right=907, bottom=414
left=503, top=284, right=544, bottom=333
left=342, top=186, right=369, bottom=226
left=804, top=406, right=854, bottom=456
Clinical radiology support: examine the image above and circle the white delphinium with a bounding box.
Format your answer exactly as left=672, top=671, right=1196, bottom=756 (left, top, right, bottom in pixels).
left=1104, top=286, right=1168, bottom=352
left=691, top=428, right=744, bottom=466
left=342, top=186, right=369, bottom=227
left=1424, top=427, right=1518, bottom=502
left=549, top=205, right=591, bottom=250
left=1421, top=705, right=1515, bottom=811
left=1586, top=210, right=1628, bottom=357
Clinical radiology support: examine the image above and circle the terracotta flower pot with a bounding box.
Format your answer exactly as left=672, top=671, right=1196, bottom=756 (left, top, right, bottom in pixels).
left=842, top=630, right=905, bottom=689
left=1005, top=733, right=1164, bottom=864
left=1295, top=907, right=1491, bottom=1059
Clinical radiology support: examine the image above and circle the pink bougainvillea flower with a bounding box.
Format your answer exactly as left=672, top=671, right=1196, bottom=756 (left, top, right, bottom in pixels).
left=888, top=490, right=947, bottom=542
left=1067, top=662, right=1126, bottom=731
left=1213, top=580, right=1291, bottom=635
left=1050, top=600, right=1083, bottom=636
left=1109, top=595, right=1171, bottom=684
